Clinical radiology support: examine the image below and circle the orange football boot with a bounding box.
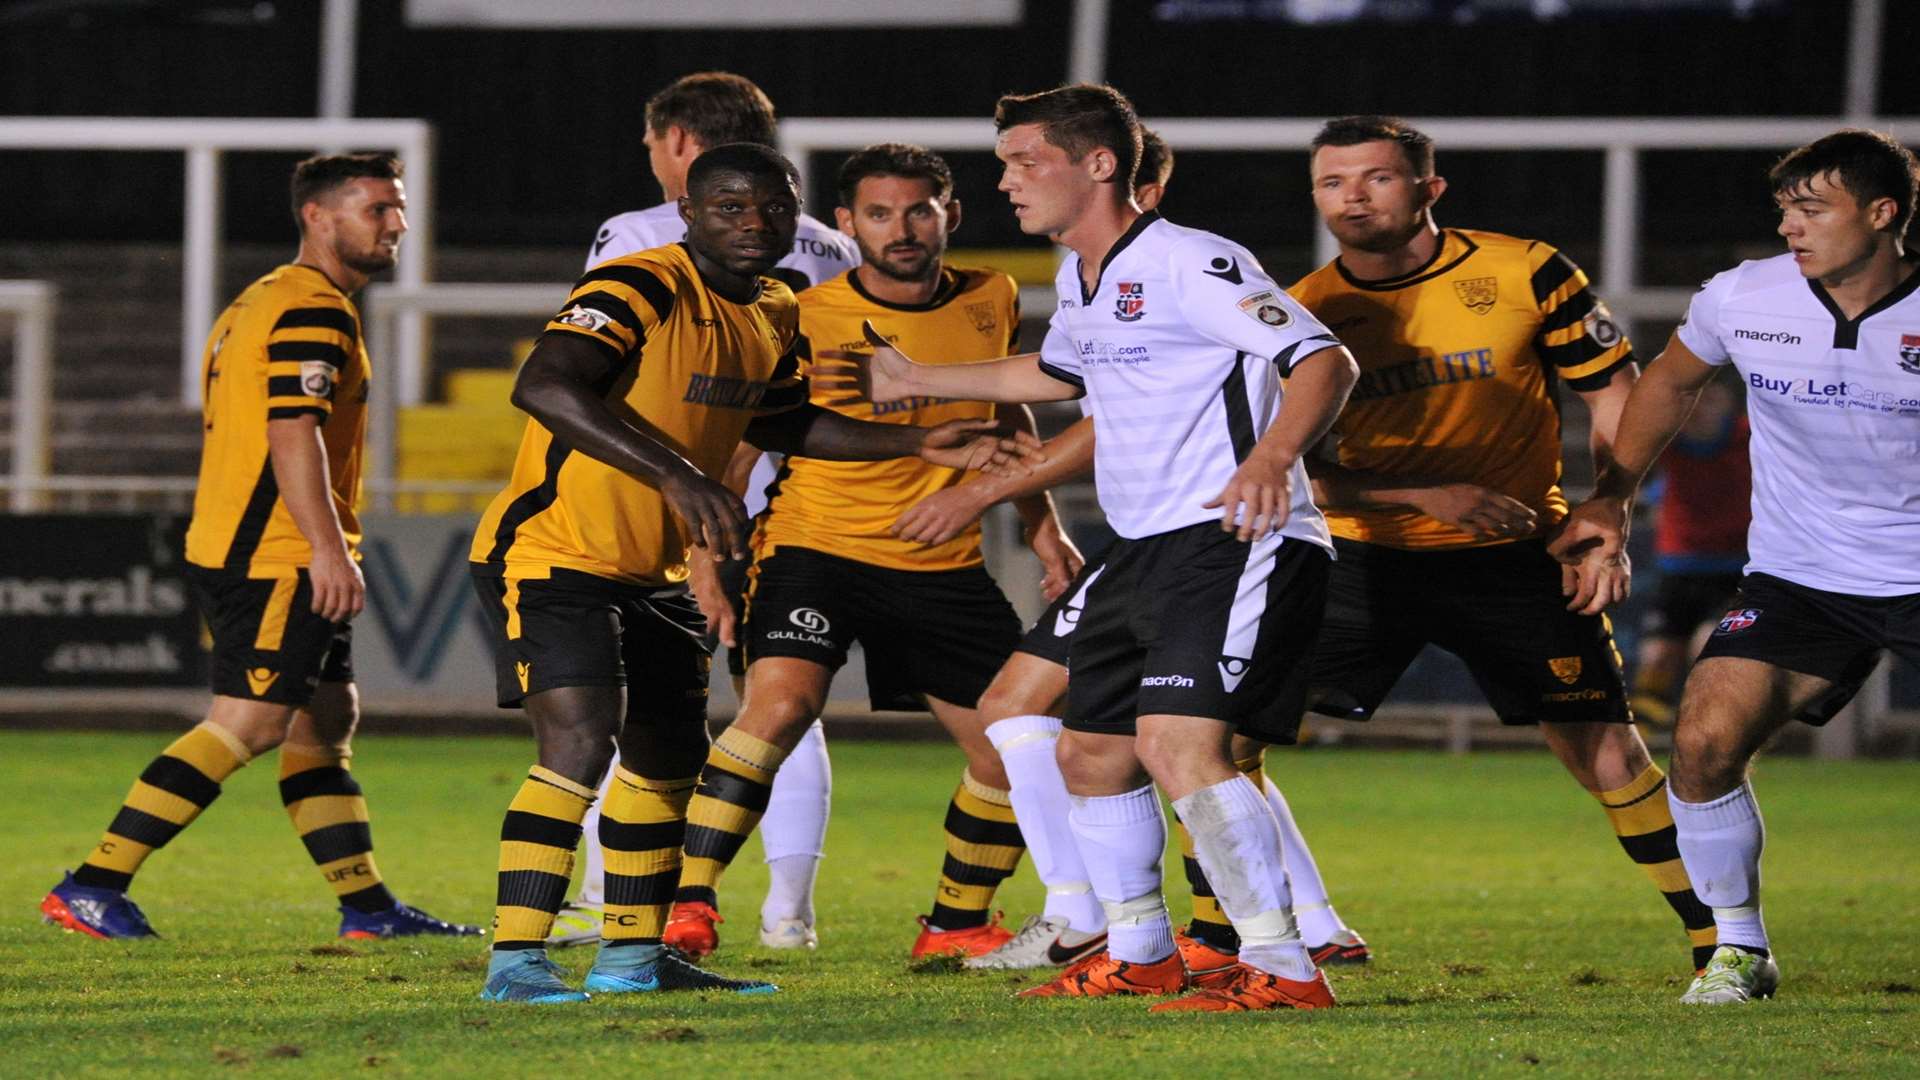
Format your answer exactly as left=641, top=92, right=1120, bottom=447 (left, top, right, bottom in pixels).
left=912, top=913, right=1012, bottom=959
left=661, top=901, right=722, bottom=958
left=1175, top=929, right=1242, bottom=989
left=1149, top=963, right=1336, bottom=1013
left=1017, top=949, right=1188, bottom=998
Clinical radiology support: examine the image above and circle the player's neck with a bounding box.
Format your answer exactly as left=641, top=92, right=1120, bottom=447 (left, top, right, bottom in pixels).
left=292, top=245, right=364, bottom=295
left=1817, top=242, right=1915, bottom=320
left=854, top=260, right=946, bottom=306
left=685, top=245, right=762, bottom=304
left=1061, top=201, right=1142, bottom=291
left=1337, top=219, right=1442, bottom=282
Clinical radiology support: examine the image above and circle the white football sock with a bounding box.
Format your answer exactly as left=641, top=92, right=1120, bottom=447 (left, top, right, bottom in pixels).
left=575, top=758, right=617, bottom=907
left=1263, top=776, right=1344, bottom=945
left=1670, top=782, right=1769, bottom=952
left=1068, top=785, right=1173, bottom=963
left=987, top=714, right=1105, bottom=934
left=1173, top=776, right=1313, bottom=981
left=758, top=720, right=830, bottom=926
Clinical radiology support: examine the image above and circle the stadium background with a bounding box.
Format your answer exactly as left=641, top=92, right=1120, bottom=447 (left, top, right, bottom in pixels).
left=1, top=0, right=1916, bottom=740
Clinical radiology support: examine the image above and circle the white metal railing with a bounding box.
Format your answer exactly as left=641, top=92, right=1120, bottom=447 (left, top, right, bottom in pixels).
left=1, top=281, right=56, bottom=512
left=781, top=116, right=1920, bottom=343
left=0, top=117, right=435, bottom=407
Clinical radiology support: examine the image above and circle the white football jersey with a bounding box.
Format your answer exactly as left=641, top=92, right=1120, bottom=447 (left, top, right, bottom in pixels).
left=586, top=202, right=857, bottom=514
left=1036, top=212, right=1342, bottom=544
left=1677, top=252, right=1920, bottom=596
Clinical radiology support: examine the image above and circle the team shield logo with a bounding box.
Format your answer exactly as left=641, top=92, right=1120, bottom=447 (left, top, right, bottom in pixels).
left=1547, top=656, right=1582, bottom=685
left=966, top=302, right=999, bottom=336
left=1453, top=276, right=1498, bottom=315
left=1717, top=608, right=1761, bottom=634
left=1899, top=334, right=1920, bottom=375
left=1114, top=282, right=1146, bottom=322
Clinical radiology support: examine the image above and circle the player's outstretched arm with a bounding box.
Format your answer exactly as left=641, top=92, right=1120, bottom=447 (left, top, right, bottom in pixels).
left=513, top=332, right=750, bottom=558
left=812, top=320, right=1081, bottom=406
left=1306, top=459, right=1539, bottom=541
left=743, top=403, right=1043, bottom=473
left=894, top=416, right=1096, bottom=546
left=266, top=415, right=364, bottom=622
left=1550, top=335, right=1719, bottom=615
left=1206, top=345, right=1360, bottom=542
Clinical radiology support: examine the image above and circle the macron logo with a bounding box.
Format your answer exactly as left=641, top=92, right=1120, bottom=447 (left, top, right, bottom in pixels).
left=1218, top=656, right=1251, bottom=692
left=1140, top=674, right=1195, bottom=688
left=1733, top=327, right=1801, bottom=345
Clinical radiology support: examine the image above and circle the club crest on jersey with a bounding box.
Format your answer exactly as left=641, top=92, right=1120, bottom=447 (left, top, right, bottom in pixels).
left=1453, top=276, right=1498, bottom=315
left=1114, top=282, right=1146, bottom=322
left=299, top=360, right=336, bottom=397
left=1237, top=290, right=1292, bottom=328
left=1899, top=334, right=1920, bottom=375
left=1717, top=608, right=1761, bottom=634
left=557, top=304, right=612, bottom=332
left=966, top=301, right=999, bottom=336
left=1548, top=656, right=1583, bottom=685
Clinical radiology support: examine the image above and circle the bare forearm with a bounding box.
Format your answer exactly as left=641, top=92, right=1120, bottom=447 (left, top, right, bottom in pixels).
left=1253, top=346, right=1358, bottom=467
left=950, top=415, right=1096, bottom=510
left=1305, top=459, right=1427, bottom=512
left=515, top=370, right=698, bottom=484
left=1593, top=355, right=1711, bottom=501
left=746, top=404, right=922, bottom=460
left=901, top=353, right=1080, bottom=404
left=265, top=419, right=350, bottom=559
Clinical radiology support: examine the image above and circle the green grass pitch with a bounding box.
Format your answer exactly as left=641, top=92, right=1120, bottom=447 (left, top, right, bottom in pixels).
left=3, top=730, right=1916, bottom=1078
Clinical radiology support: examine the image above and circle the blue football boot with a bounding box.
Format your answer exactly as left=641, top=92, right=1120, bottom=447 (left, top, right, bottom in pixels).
left=583, top=943, right=777, bottom=995
left=40, top=871, right=159, bottom=940
left=479, top=949, right=589, bottom=1004
left=339, top=901, right=484, bottom=939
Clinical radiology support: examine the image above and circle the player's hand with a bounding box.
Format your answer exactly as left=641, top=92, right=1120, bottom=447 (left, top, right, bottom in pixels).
left=308, top=547, right=366, bottom=623
left=1205, top=450, right=1294, bottom=542
left=1406, top=482, right=1538, bottom=540
left=685, top=547, right=741, bottom=649
left=661, top=464, right=751, bottom=561
left=1548, top=496, right=1633, bottom=614
left=811, top=320, right=919, bottom=405
left=893, top=483, right=993, bottom=545
left=1025, top=516, right=1085, bottom=601
left=918, top=419, right=1046, bottom=476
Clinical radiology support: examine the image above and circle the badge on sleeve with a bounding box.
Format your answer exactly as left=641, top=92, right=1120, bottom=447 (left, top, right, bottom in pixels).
left=1237, top=290, right=1292, bottom=328
left=299, top=360, right=336, bottom=397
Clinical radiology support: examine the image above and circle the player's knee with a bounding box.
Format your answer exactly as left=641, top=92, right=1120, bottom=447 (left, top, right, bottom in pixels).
left=1055, top=733, right=1131, bottom=792
left=1669, top=714, right=1747, bottom=798
left=738, top=693, right=819, bottom=745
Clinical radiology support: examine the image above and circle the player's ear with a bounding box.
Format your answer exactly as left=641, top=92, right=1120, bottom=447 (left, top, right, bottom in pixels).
left=678, top=194, right=694, bottom=227
left=1420, top=174, right=1448, bottom=213
left=667, top=124, right=697, bottom=160
left=1868, top=194, right=1899, bottom=233
left=1086, top=146, right=1117, bottom=184
left=834, top=205, right=855, bottom=236
left=944, top=198, right=962, bottom=236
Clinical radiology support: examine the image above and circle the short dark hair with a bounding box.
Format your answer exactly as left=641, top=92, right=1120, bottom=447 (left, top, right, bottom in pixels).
left=290, top=152, right=402, bottom=230
left=1310, top=115, right=1435, bottom=177
left=1770, top=128, right=1920, bottom=237
left=686, top=142, right=801, bottom=199
left=1138, top=128, right=1173, bottom=189
left=993, top=83, right=1141, bottom=192
left=836, top=143, right=954, bottom=208
left=646, top=71, right=778, bottom=150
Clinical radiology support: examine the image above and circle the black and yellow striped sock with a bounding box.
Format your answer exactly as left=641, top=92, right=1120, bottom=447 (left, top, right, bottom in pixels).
left=493, top=765, right=594, bottom=951
left=72, top=722, right=251, bottom=892
left=928, top=771, right=1025, bottom=931
left=1179, top=753, right=1265, bottom=952
left=601, top=767, right=695, bottom=946
left=279, top=743, right=396, bottom=914
left=675, top=727, right=787, bottom=908
left=1595, top=762, right=1718, bottom=970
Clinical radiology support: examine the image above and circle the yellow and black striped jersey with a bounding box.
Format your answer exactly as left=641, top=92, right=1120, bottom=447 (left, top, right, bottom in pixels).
left=757, top=266, right=1020, bottom=572
left=1289, top=229, right=1633, bottom=550
left=184, top=264, right=369, bottom=572
left=471, top=242, right=807, bottom=586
